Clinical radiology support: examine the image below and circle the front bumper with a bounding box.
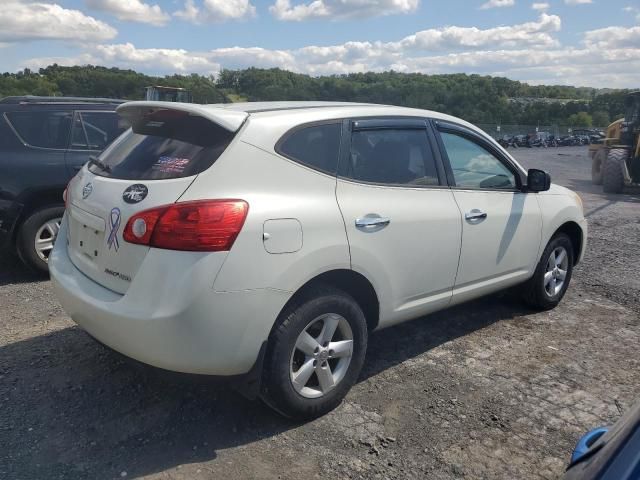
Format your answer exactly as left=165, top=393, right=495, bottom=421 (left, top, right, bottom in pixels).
left=578, top=217, right=588, bottom=265
left=49, top=216, right=290, bottom=376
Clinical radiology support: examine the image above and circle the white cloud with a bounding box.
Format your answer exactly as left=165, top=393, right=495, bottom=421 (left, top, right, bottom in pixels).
left=532, top=2, right=549, bottom=11
left=270, top=0, right=419, bottom=21
left=583, top=25, right=640, bottom=49
left=564, top=0, right=592, bottom=4
left=85, top=0, right=170, bottom=26
left=18, top=16, right=640, bottom=88
left=622, top=6, right=640, bottom=22
left=205, top=47, right=296, bottom=70
left=21, top=53, right=99, bottom=69
left=0, top=0, right=117, bottom=43
left=394, top=13, right=561, bottom=50
left=480, top=0, right=515, bottom=10
left=174, top=0, right=256, bottom=23
left=96, top=43, right=221, bottom=73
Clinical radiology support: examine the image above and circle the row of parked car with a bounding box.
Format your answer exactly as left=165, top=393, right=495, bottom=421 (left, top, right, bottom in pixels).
left=497, top=129, right=605, bottom=149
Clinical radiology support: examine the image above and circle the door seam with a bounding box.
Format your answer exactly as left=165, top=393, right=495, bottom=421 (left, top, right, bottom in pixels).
left=449, top=189, right=465, bottom=305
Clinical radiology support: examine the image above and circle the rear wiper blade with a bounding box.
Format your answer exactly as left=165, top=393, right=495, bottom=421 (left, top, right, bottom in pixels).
left=88, top=155, right=112, bottom=174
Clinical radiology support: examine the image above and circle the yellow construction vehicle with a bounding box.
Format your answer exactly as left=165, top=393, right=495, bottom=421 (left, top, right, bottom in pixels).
left=144, top=86, right=192, bottom=103
left=590, top=91, right=640, bottom=193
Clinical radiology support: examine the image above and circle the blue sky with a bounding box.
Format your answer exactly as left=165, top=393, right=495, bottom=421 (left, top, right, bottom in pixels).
left=1, top=0, right=639, bottom=87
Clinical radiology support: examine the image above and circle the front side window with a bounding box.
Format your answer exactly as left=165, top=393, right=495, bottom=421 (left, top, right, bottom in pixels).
left=345, top=128, right=440, bottom=186
left=440, top=132, right=516, bottom=189
left=6, top=111, right=72, bottom=149
left=70, top=111, right=128, bottom=151
left=277, top=123, right=341, bottom=174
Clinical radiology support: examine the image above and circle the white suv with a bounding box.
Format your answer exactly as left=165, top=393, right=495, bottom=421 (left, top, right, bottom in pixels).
left=50, top=101, right=587, bottom=419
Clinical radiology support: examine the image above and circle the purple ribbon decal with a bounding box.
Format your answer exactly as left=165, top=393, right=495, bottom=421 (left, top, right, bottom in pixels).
left=107, top=207, right=121, bottom=251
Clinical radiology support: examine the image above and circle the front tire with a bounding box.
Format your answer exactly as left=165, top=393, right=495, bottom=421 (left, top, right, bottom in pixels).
left=16, top=206, right=64, bottom=273
left=602, top=148, right=627, bottom=194
left=261, top=285, right=367, bottom=419
left=523, top=233, right=574, bottom=310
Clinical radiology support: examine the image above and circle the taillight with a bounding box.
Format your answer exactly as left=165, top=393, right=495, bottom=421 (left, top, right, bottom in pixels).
left=63, top=178, right=73, bottom=209
left=123, top=200, right=249, bottom=252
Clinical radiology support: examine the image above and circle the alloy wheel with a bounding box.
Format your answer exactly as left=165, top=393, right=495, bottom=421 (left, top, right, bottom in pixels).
left=34, top=218, right=61, bottom=262
left=289, top=313, right=354, bottom=399
left=544, top=246, right=569, bottom=297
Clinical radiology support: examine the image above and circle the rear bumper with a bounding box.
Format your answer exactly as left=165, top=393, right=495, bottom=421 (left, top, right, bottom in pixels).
left=49, top=215, right=290, bottom=376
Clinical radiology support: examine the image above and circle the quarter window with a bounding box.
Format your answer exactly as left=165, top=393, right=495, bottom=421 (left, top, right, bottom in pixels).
left=440, top=132, right=516, bottom=189
left=277, top=123, right=341, bottom=175
left=345, top=128, right=440, bottom=186
left=6, top=111, right=72, bottom=149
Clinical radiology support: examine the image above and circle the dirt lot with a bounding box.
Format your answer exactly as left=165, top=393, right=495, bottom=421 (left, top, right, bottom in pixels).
left=1, top=146, right=639, bottom=480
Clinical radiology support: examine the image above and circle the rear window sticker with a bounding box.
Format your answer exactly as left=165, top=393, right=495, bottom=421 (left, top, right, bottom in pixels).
left=152, top=156, right=190, bottom=174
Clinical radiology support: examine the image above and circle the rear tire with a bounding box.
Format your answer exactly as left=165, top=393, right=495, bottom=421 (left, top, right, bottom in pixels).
left=16, top=206, right=64, bottom=273
left=522, top=233, right=574, bottom=311
left=591, top=148, right=606, bottom=185
left=261, top=285, right=367, bottom=420
left=602, top=148, right=627, bottom=194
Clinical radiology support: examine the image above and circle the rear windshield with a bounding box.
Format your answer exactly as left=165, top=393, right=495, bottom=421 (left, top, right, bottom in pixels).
left=88, top=111, right=234, bottom=180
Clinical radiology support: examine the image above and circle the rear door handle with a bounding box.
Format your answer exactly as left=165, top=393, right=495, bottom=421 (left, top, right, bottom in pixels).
left=465, top=209, right=488, bottom=222
left=355, top=215, right=391, bottom=229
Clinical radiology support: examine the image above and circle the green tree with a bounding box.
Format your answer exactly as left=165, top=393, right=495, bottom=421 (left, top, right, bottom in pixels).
left=568, top=111, right=593, bottom=127
left=1, top=64, right=636, bottom=127
left=591, top=110, right=610, bottom=127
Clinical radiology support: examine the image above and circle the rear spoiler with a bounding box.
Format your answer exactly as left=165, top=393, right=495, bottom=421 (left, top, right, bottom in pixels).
left=116, top=101, right=248, bottom=133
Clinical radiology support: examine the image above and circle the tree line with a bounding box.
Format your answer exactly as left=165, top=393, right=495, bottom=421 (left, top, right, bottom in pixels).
left=1, top=65, right=633, bottom=127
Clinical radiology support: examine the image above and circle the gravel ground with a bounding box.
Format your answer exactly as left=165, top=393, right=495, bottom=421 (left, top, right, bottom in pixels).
left=1, top=146, right=639, bottom=480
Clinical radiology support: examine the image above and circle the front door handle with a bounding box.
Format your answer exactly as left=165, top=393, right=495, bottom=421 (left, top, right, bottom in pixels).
left=465, top=209, right=488, bottom=222
left=355, top=215, right=391, bottom=229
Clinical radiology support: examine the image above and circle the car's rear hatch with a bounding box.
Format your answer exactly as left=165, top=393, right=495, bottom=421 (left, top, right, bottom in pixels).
left=64, top=102, right=247, bottom=294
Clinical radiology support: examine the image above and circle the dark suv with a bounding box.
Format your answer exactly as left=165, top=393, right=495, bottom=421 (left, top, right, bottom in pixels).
left=0, top=96, right=128, bottom=272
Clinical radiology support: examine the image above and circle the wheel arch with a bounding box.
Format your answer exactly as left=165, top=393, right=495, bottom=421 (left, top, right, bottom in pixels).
left=554, top=221, right=584, bottom=266
left=13, top=187, right=65, bottom=241
left=275, top=269, right=380, bottom=335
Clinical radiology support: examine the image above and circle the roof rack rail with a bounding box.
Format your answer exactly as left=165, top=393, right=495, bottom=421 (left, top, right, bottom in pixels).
left=0, top=95, right=126, bottom=105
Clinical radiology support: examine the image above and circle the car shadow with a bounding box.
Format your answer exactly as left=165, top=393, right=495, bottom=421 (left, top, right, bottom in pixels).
left=362, top=292, right=531, bottom=381
left=0, top=327, right=293, bottom=479
left=0, top=252, right=47, bottom=286
left=0, top=292, right=530, bottom=479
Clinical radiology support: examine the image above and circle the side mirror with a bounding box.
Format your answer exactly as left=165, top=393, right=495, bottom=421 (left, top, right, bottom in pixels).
left=527, top=169, right=551, bottom=192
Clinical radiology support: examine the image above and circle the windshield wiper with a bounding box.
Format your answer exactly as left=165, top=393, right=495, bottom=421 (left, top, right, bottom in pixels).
left=88, top=155, right=112, bottom=174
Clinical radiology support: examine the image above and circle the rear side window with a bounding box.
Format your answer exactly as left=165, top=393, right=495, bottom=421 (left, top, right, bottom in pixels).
left=6, top=111, right=72, bottom=149
left=70, top=111, right=128, bottom=151
left=277, top=123, right=341, bottom=175
left=344, top=128, right=440, bottom=186
left=88, top=112, right=234, bottom=180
